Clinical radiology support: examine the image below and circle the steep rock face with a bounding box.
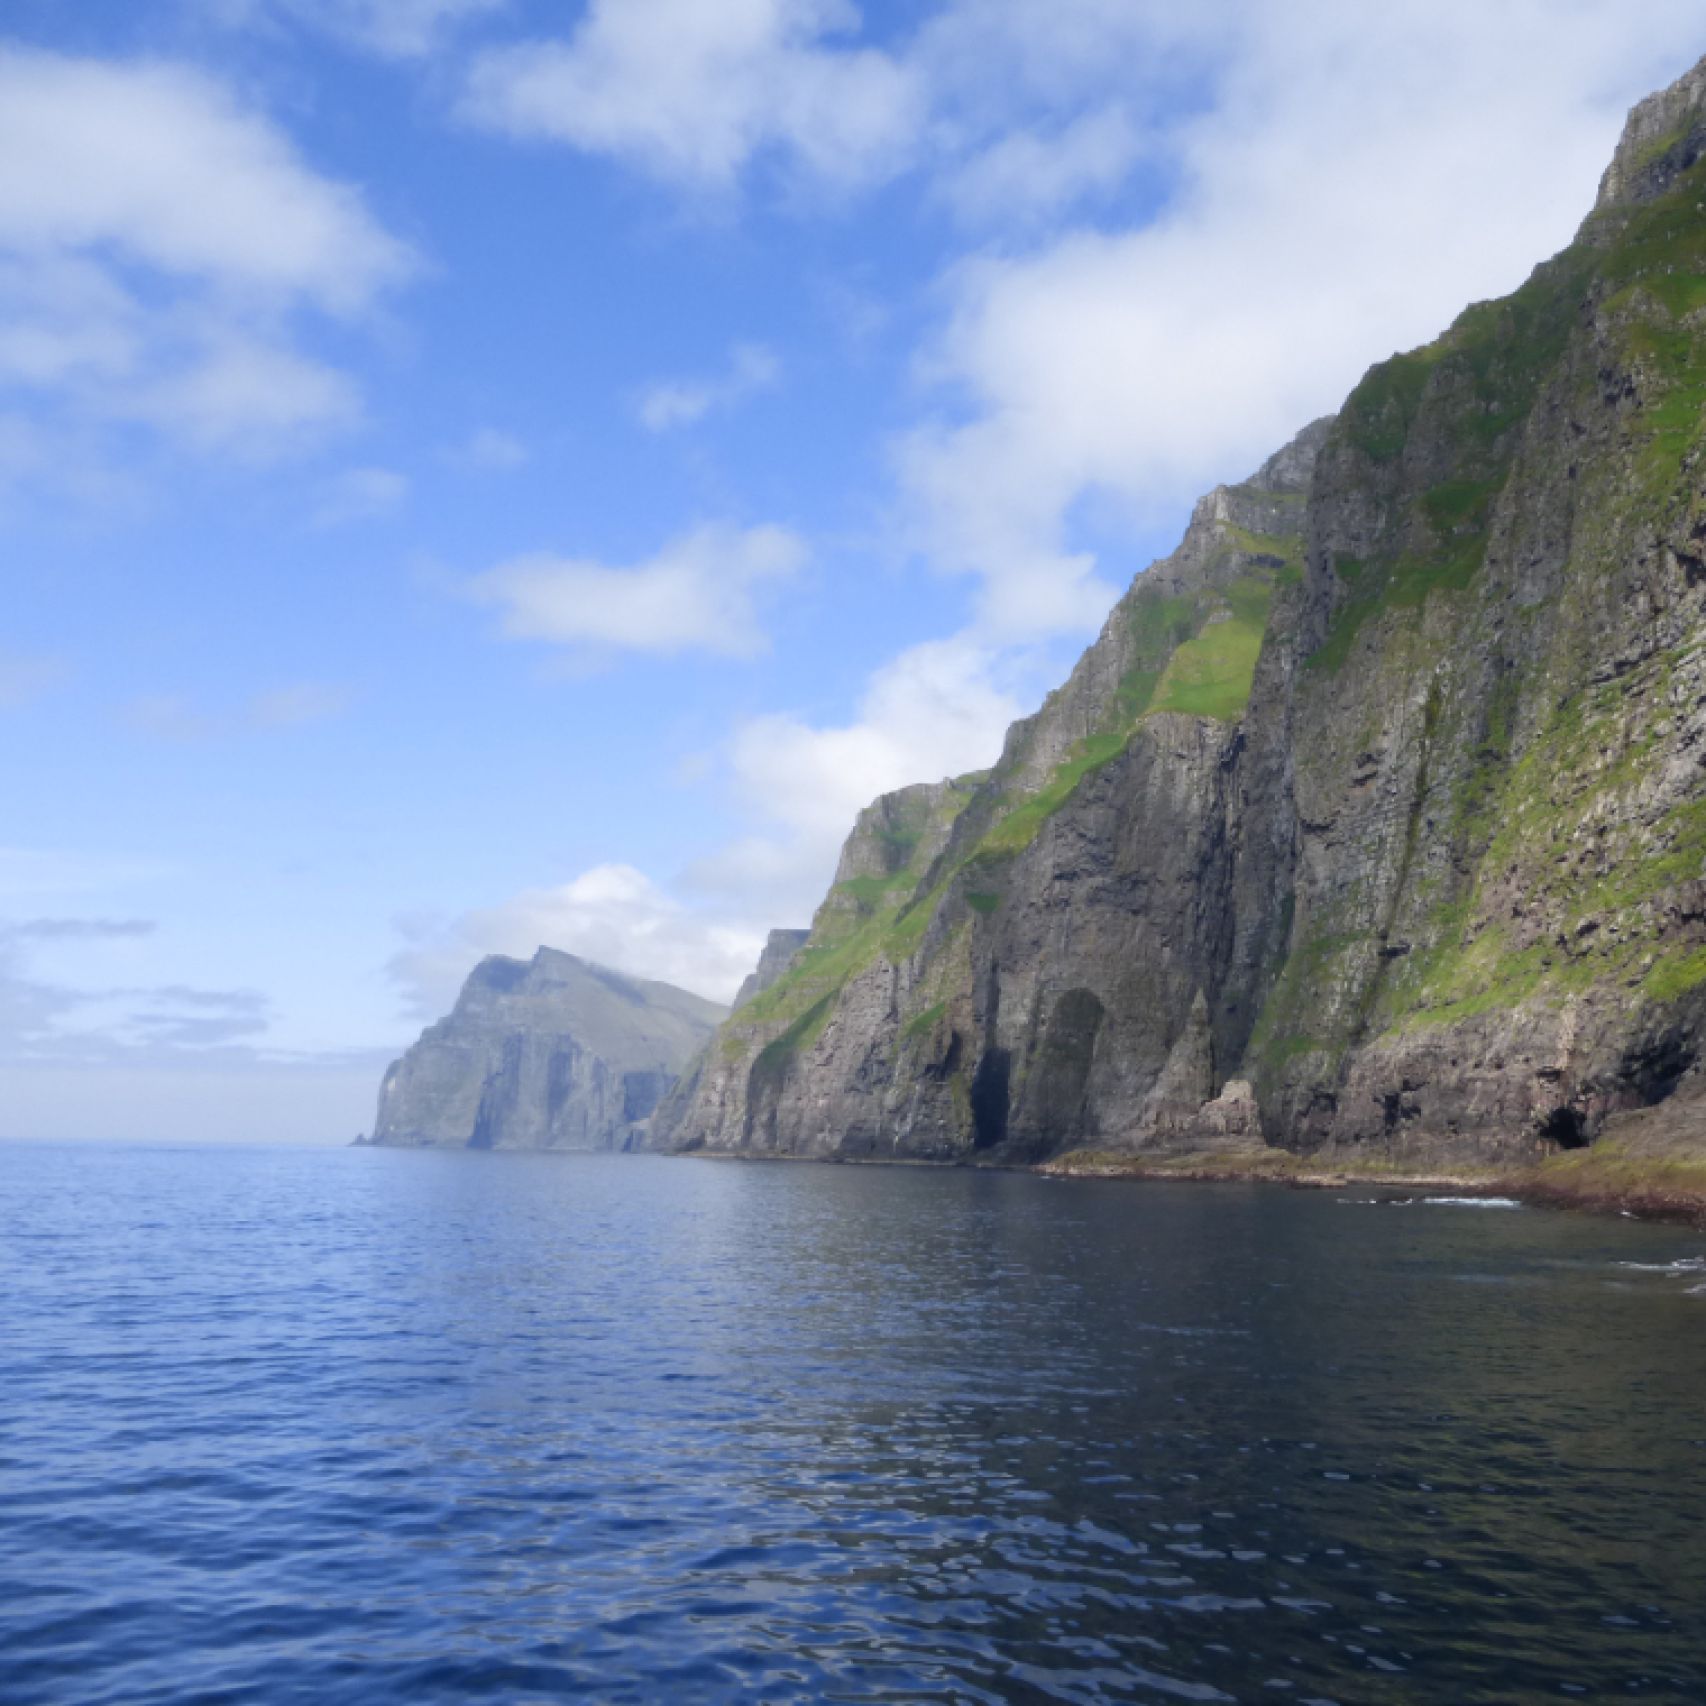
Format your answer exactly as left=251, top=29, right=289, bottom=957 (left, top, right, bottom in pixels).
left=655, top=429, right=1325, bottom=1160
left=1595, top=55, right=1706, bottom=213
left=733, top=930, right=811, bottom=1008
left=650, top=779, right=979, bottom=1155
left=659, top=53, right=1706, bottom=1168
left=1247, top=59, right=1706, bottom=1155
left=373, top=948, right=726, bottom=1151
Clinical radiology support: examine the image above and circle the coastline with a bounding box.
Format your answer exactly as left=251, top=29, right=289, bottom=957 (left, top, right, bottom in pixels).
left=1041, top=1119, right=1706, bottom=1229
left=683, top=1145, right=1705, bottom=1227
left=674, top=1096, right=1706, bottom=1228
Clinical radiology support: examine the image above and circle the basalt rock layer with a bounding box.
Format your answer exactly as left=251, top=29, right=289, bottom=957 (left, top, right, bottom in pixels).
left=654, top=54, right=1706, bottom=1169
left=373, top=948, right=725, bottom=1152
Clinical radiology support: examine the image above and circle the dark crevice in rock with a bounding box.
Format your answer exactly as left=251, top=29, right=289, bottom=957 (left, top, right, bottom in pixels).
left=1027, top=989, right=1106, bottom=1146
left=970, top=1048, right=1012, bottom=1150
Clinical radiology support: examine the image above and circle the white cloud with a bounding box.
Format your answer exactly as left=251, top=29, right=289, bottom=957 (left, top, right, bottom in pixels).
left=912, top=0, right=1225, bottom=117
left=385, top=641, right=1018, bottom=1013
left=462, top=0, right=922, bottom=190
left=901, top=1, right=1706, bottom=637
left=733, top=635, right=1016, bottom=842
left=0, top=255, right=140, bottom=389
left=256, top=0, right=508, bottom=58
left=389, top=864, right=762, bottom=1013
left=0, top=47, right=410, bottom=459
left=127, top=336, right=362, bottom=451
left=0, top=49, right=407, bottom=309
left=451, top=3, right=1703, bottom=639
left=451, top=426, right=528, bottom=469
left=454, top=0, right=1224, bottom=210
left=942, top=107, right=1147, bottom=229
left=314, top=465, right=409, bottom=524
left=638, top=342, right=780, bottom=431
left=687, top=634, right=1020, bottom=921
left=468, top=522, right=807, bottom=659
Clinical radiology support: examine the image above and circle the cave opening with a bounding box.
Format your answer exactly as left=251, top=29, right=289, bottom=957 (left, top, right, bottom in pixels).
left=1538, top=1105, right=1589, bottom=1150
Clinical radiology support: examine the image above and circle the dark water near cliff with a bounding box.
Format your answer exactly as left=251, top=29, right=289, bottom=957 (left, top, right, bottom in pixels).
left=3, top=1148, right=1705, bottom=1705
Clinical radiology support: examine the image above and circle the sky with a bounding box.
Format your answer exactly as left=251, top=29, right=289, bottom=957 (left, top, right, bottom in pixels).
left=2, top=1, right=1701, bottom=1144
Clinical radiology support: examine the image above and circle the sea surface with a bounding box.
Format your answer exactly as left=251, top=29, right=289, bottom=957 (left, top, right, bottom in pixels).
left=2, top=1145, right=1705, bottom=1705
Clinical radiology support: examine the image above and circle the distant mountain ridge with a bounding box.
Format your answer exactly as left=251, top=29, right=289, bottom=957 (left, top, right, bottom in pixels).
left=369, top=948, right=725, bottom=1152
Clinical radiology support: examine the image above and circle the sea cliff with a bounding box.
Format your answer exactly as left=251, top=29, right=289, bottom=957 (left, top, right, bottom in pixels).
left=372, top=948, right=725, bottom=1152
left=652, top=54, right=1706, bottom=1210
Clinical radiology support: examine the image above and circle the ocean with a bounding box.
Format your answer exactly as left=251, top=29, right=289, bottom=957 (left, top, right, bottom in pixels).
left=2, top=1143, right=1703, bottom=1703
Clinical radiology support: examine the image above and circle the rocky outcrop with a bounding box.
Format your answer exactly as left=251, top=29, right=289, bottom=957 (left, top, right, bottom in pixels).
left=1248, top=54, right=1706, bottom=1157
left=372, top=948, right=725, bottom=1151
left=733, top=930, right=811, bottom=1009
left=654, top=419, right=1326, bottom=1161
left=649, top=778, right=980, bottom=1156
left=1595, top=53, right=1706, bottom=212
left=656, top=52, right=1706, bottom=1172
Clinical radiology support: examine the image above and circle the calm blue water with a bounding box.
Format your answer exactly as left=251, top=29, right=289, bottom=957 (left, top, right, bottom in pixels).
left=2, top=1146, right=1704, bottom=1705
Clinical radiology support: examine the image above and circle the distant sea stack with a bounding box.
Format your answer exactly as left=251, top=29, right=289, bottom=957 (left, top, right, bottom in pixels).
left=371, top=949, right=726, bottom=1152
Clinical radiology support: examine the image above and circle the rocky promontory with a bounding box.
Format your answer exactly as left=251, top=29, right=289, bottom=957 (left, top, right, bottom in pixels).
left=650, top=52, right=1706, bottom=1199
left=371, top=948, right=725, bottom=1152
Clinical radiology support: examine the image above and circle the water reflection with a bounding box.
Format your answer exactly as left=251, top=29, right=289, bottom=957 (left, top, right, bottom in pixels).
left=0, top=1146, right=1702, bottom=1703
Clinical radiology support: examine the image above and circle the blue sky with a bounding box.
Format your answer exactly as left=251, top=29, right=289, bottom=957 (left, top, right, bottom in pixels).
left=3, top=0, right=1701, bottom=1142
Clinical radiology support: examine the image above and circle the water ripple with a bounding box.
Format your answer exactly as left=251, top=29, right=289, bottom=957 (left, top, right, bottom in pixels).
left=1, top=1144, right=1703, bottom=1704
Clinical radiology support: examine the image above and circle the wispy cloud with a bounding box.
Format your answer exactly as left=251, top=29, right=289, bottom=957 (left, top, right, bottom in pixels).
left=453, top=0, right=1212, bottom=216
left=687, top=634, right=1020, bottom=922
left=448, top=425, right=528, bottom=470
left=313, top=465, right=409, bottom=525
left=467, top=522, right=806, bottom=660
left=637, top=342, right=780, bottom=432
left=389, top=863, right=759, bottom=1012
left=461, top=0, right=923, bottom=191
left=939, top=107, right=1149, bottom=229
left=455, top=3, right=1701, bottom=654
left=230, top=0, right=510, bottom=59
left=6, top=918, right=156, bottom=942
left=123, top=682, right=353, bottom=740
left=390, top=637, right=1024, bottom=1011
left=0, top=911, right=387, bottom=1142
left=0, top=917, right=271, bottom=1066
left=0, top=46, right=412, bottom=464
left=897, top=3, right=1703, bottom=638
left=118, top=985, right=271, bottom=1049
